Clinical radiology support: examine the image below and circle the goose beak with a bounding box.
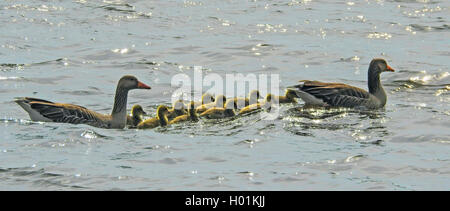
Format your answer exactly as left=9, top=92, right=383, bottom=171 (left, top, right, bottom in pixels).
left=386, top=65, right=395, bottom=72
left=137, top=81, right=151, bottom=89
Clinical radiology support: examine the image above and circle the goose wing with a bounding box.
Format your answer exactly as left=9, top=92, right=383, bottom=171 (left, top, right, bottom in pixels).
left=16, top=97, right=55, bottom=104
left=291, top=80, right=371, bottom=107
left=29, top=101, right=107, bottom=125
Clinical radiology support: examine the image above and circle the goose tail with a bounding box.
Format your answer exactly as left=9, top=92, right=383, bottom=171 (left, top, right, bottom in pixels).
left=15, top=97, right=53, bottom=122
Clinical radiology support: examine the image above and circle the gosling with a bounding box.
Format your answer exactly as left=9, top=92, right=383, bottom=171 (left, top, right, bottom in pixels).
left=195, top=94, right=227, bottom=113
left=137, top=105, right=169, bottom=129
left=167, top=100, right=187, bottom=120
left=126, top=104, right=147, bottom=127
left=169, top=101, right=199, bottom=124
left=238, top=94, right=273, bottom=115
left=193, top=93, right=215, bottom=107
left=265, top=89, right=297, bottom=104
left=232, top=90, right=261, bottom=110
left=200, top=99, right=236, bottom=119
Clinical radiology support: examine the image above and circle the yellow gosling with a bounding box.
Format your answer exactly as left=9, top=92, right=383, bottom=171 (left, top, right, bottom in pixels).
left=248, top=90, right=262, bottom=105
left=127, top=104, right=147, bottom=127
left=169, top=101, right=199, bottom=124
left=167, top=100, right=187, bottom=120
left=238, top=103, right=264, bottom=115
left=238, top=94, right=273, bottom=115
left=200, top=99, right=235, bottom=119
left=193, top=93, right=215, bottom=107
left=231, top=90, right=262, bottom=110
left=195, top=94, right=227, bottom=113
left=265, top=89, right=298, bottom=104
left=137, top=105, right=169, bottom=129
left=232, top=97, right=249, bottom=109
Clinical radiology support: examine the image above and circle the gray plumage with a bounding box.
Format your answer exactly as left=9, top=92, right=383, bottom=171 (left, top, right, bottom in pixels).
left=15, top=75, right=151, bottom=129
left=288, top=58, right=395, bottom=109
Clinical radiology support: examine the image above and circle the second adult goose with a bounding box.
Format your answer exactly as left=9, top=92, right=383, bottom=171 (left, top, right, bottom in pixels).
left=15, top=75, right=151, bottom=129
left=287, top=58, right=394, bottom=109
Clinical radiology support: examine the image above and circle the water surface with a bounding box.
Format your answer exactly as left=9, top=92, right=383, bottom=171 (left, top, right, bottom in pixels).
left=0, top=0, right=449, bottom=190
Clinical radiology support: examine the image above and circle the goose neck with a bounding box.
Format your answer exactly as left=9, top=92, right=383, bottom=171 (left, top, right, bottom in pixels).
left=111, top=87, right=129, bottom=125
left=368, top=72, right=387, bottom=106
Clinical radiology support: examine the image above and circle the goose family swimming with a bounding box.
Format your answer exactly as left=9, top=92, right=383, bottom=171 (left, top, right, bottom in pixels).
left=15, top=75, right=151, bottom=129
left=15, top=59, right=394, bottom=130
left=287, top=58, right=394, bottom=109
left=132, top=58, right=394, bottom=129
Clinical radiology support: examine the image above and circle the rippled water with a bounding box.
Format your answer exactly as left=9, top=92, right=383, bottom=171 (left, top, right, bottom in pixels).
left=1, top=0, right=449, bottom=190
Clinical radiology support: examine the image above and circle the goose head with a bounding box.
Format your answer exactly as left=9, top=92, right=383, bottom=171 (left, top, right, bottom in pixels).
left=129, top=104, right=146, bottom=126
left=202, top=93, right=215, bottom=104
left=263, top=94, right=275, bottom=109
left=265, top=94, right=272, bottom=103
left=156, top=105, right=169, bottom=117
left=118, top=75, right=151, bottom=91
left=249, top=90, right=261, bottom=104
left=215, top=95, right=227, bottom=107
left=131, top=104, right=146, bottom=117
left=369, top=58, right=395, bottom=75
left=172, top=100, right=187, bottom=115
left=156, top=105, right=169, bottom=126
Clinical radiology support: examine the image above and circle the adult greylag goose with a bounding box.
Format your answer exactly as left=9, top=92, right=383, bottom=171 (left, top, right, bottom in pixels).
left=199, top=99, right=236, bottom=119
left=169, top=101, right=199, bottom=124
left=265, top=89, right=298, bottom=104
left=232, top=90, right=261, bottom=109
left=127, top=104, right=147, bottom=127
left=136, top=105, right=169, bottom=129
left=195, top=95, right=227, bottom=113
left=167, top=100, right=187, bottom=120
left=287, top=58, right=394, bottom=109
left=15, top=75, right=151, bottom=129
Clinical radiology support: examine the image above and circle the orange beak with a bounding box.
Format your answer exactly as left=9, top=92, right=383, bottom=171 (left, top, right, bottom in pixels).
left=386, top=65, right=395, bottom=72
left=137, top=81, right=151, bottom=89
